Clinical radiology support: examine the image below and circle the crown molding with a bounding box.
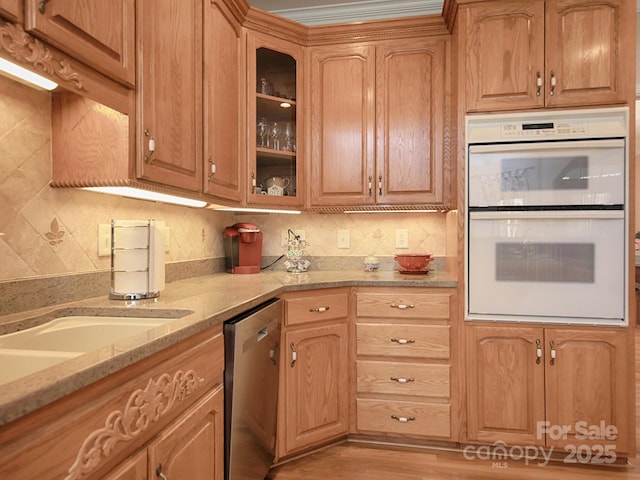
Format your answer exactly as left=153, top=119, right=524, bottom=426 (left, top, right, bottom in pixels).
left=266, top=0, right=443, bottom=26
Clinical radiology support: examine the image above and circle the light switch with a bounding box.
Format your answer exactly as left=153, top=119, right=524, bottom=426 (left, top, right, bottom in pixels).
left=337, top=230, right=350, bottom=249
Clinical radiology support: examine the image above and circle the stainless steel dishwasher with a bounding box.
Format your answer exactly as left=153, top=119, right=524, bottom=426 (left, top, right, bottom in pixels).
left=224, top=298, right=282, bottom=480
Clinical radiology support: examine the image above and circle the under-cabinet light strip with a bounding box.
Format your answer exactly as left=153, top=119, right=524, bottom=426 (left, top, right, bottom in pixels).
left=0, top=58, right=58, bottom=91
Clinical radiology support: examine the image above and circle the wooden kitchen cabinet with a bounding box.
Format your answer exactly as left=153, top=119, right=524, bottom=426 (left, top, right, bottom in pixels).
left=24, top=0, right=135, bottom=86
left=147, top=386, right=224, bottom=480
left=136, top=0, right=203, bottom=192
left=0, top=0, right=21, bottom=23
left=355, top=288, right=456, bottom=441
left=277, top=289, right=349, bottom=459
left=461, top=0, right=633, bottom=112
left=202, top=0, right=244, bottom=204
left=466, top=324, right=632, bottom=454
left=308, top=38, right=449, bottom=209
left=0, top=328, right=224, bottom=480
left=246, top=31, right=304, bottom=208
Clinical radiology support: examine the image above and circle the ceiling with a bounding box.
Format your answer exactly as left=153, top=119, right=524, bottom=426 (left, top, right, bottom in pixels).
left=247, top=0, right=444, bottom=26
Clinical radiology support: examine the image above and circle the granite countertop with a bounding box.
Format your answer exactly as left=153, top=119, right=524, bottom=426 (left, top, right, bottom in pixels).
left=0, top=269, right=457, bottom=426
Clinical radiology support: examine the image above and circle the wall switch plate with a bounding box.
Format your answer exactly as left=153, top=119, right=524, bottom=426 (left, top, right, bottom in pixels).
left=98, top=224, right=111, bottom=257
left=395, top=229, right=409, bottom=249
left=337, top=230, right=350, bottom=249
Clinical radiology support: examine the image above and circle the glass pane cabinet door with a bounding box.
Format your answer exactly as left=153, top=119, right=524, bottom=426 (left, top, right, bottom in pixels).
left=248, top=34, right=303, bottom=206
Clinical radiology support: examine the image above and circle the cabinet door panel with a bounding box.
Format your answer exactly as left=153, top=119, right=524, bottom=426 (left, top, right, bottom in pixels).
left=0, top=0, right=21, bottom=22
left=283, top=323, right=349, bottom=453
left=102, top=450, right=147, bottom=480
left=544, top=0, right=631, bottom=107
left=309, top=45, right=375, bottom=206
left=376, top=40, right=445, bottom=204
left=466, top=325, right=545, bottom=445
left=464, top=0, right=545, bottom=112
left=544, top=329, right=630, bottom=452
left=148, top=386, right=224, bottom=480
left=203, top=0, right=243, bottom=203
left=25, top=0, right=134, bottom=85
left=137, top=0, right=202, bottom=191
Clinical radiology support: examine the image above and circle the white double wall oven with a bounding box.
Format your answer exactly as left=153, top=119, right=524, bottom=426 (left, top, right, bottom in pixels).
left=465, top=108, right=630, bottom=326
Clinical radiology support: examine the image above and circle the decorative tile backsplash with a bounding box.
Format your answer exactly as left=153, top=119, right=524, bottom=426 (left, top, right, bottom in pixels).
left=0, top=74, right=448, bottom=286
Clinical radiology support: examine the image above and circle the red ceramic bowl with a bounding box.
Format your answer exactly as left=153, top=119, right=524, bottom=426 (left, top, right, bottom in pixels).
left=394, top=253, right=432, bottom=271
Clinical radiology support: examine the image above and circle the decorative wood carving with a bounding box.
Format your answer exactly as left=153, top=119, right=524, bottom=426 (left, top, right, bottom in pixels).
left=65, top=370, right=204, bottom=480
left=0, top=21, right=84, bottom=90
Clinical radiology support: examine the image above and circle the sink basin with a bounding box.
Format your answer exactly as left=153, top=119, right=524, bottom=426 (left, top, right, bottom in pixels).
left=0, top=316, right=176, bottom=352
left=0, top=349, right=83, bottom=385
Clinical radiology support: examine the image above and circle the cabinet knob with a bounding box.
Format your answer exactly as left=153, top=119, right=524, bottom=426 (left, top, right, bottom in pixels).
left=535, top=71, right=542, bottom=97
left=38, top=0, right=49, bottom=14
left=549, top=70, right=556, bottom=96
left=378, top=175, right=383, bottom=196
left=368, top=175, right=373, bottom=196
left=535, top=338, right=542, bottom=364
left=208, top=157, right=215, bottom=181
left=549, top=340, right=556, bottom=365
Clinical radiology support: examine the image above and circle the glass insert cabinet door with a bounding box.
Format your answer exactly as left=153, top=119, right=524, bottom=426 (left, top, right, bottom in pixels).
left=247, top=33, right=303, bottom=206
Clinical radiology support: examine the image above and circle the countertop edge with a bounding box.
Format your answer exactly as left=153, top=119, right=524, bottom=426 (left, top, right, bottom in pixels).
left=0, top=270, right=457, bottom=426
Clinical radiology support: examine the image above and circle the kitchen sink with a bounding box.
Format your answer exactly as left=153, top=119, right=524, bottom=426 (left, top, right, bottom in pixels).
left=0, top=349, right=83, bottom=385
left=0, top=316, right=178, bottom=352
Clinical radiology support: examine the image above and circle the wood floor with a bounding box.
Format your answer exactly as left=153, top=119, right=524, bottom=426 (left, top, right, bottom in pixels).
left=268, top=330, right=640, bottom=480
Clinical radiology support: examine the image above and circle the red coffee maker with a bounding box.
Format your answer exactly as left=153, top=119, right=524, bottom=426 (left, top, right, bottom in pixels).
left=223, top=223, right=263, bottom=274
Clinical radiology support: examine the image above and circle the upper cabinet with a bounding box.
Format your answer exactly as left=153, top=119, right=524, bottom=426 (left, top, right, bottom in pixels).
left=203, top=0, right=244, bottom=204
left=308, top=38, right=449, bottom=209
left=246, top=32, right=304, bottom=208
left=461, top=0, right=633, bottom=112
left=24, top=0, right=135, bottom=86
left=136, top=0, right=203, bottom=192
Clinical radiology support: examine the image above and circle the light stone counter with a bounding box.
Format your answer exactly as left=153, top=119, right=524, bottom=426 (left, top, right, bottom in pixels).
left=0, top=270, right=457, bottom=426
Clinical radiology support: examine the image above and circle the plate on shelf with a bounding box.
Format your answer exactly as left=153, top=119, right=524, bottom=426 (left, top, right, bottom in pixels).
left=395, top=268, right=430, bottom=275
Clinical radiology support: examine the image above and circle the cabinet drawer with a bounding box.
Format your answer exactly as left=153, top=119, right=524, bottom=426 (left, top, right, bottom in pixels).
left=357, top=360, right=449, bottom=398
left=356, top=292, right=450, bottom=319
left=357, top=324, right=449, bottom=359
left=285, top=291, right=349, bottom=326
left=357, top=399, right=450, bottom=438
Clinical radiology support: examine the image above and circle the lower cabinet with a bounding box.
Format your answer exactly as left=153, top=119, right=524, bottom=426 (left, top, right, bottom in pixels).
left=354, top=287, right=457, bottom=441
left=277, top=289, right=350, bottom=459
left=0, top=328, right=224, bottom=480
left=466, top=324, right=632, bottom=456
left=103, top=386, right=223, bottom=480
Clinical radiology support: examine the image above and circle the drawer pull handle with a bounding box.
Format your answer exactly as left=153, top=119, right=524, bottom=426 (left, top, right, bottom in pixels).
left=390, top=338, right=415, bottom=345
left=390, top=376, right=414, bottom=384
left=390, top=303, right=415, bottom=310
left=309, top=306, right=330, bottom=313
left=391, top=415, right=415, bottom=423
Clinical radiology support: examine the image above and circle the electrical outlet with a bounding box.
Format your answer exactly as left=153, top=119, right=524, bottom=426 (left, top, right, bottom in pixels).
left=98, top=224, right=111, bottom=256
left=395, top=229, right=409, bottom=249
left=337, top=230, right=350, bottom=249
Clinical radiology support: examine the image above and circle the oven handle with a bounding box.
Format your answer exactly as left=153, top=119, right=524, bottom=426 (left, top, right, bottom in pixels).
left=468, top=138, right=625, bottom=155
left=469, top=210, right=624, bottom=220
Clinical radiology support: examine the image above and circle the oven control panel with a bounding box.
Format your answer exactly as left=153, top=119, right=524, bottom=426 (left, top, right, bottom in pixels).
left=500, top=120, right=588, bottom=138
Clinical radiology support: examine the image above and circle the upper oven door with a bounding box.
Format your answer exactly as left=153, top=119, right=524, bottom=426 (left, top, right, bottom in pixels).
left=468, top=139, right=625, bottom=208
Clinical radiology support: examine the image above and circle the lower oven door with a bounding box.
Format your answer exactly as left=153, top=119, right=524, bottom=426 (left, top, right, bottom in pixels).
left=466, top=210, right=626, bottom=325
